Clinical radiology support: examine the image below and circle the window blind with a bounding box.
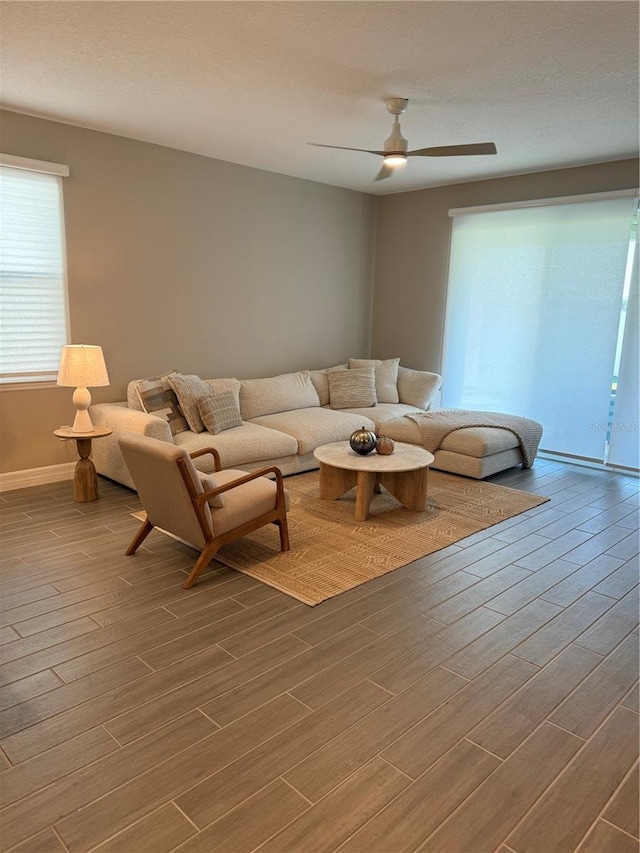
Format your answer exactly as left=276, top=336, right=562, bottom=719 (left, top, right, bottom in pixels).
left=442, top=194, right=638, bottom=467
left=0, top=163, right=70, bottom=384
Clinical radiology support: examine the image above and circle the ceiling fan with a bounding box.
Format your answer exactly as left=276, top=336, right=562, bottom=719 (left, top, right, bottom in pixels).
left=310, top=98, right=497, bottom=181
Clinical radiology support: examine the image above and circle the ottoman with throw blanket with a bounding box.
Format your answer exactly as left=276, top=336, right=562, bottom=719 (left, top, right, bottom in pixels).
left=381, top=409, right=543, bottom=480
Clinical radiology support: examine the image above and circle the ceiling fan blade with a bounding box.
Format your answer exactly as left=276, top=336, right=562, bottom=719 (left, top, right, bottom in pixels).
left=408, top=142, right=497, bottom=157
left=374, top=162, right=395, bottom=181
left=308, top=143, right=385, bottom=156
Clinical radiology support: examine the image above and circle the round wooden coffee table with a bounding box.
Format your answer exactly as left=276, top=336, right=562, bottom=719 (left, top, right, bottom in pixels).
left=313, top=440, right=435, bottom=521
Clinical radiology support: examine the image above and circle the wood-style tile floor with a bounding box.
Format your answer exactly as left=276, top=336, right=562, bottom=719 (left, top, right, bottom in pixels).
left=0, top=458, right=638, bottom=853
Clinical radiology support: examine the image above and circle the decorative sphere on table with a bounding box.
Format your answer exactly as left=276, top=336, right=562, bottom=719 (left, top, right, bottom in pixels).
left=349, top=427, right=377, bottom=455
left=375, top=435, right=395, bottom=455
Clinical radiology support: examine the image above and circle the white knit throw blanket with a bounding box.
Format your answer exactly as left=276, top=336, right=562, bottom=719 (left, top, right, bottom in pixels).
left=406, top=410, right=543, bottom=468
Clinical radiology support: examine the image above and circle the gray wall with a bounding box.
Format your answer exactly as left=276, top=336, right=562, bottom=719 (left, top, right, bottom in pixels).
left=372, top=159, right=639, bottom=373
left=0, top=111, right=378, bottom=473
left=1, top=108, right=637, bottom=476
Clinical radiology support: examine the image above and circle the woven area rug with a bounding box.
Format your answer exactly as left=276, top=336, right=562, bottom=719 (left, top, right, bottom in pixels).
left=136, top=470, right=549, bottom=606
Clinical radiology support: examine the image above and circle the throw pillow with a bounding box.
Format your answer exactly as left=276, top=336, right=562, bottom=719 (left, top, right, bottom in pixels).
left=168, top=374, right=211, bottom=433
left=309, top=364, right=348, bottom=407
left=199, top=473, right=225, bottom=508
left=349, top=357, right=400, bottom=403
left=135, top=376, right=188, bottom=436
left=127, top=369, right=179, bottom=412
left=397, top=366, right=443, bottom=409
left=327, top=367, right=377, bottom=409
left=198, top=392, right=243, bottom=435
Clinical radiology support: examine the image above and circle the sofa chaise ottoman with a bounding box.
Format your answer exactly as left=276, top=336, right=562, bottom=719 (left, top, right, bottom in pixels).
left=380, top=417, right=527, bottom=479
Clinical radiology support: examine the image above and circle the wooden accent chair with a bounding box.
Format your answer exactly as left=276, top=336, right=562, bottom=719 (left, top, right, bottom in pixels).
left=119, top=433, right=290, bottom=589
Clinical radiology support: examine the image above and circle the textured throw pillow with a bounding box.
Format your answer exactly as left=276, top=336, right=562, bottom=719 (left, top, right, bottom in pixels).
left=309, top=364, right=348, bottom=407
left=198, top=392, right=243, bottom=435
left=349, top=357, right=400, bottom=403
left=199, top=473, right=225, bottom=508
left=239, top=371, right=320, bottom=420
left=168, top=374, right=211, bottom=433
left=135, top=376, right=188, bottom=435
left=328, top=367, right=377, bottom=409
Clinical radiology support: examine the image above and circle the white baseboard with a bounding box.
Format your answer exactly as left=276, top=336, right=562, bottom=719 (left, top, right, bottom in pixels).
left=0, top=462, right=76, bottom=493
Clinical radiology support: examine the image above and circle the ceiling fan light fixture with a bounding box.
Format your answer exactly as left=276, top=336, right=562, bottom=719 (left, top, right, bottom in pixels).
left=383, top=153, right=408, bottom=167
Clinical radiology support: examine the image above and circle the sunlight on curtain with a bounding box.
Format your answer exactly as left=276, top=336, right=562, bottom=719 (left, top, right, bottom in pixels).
left=443, top=195, right=638, bottom=464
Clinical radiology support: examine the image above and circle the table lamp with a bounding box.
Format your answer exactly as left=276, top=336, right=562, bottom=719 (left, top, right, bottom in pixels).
left=57, top=345, right=110, bottom=433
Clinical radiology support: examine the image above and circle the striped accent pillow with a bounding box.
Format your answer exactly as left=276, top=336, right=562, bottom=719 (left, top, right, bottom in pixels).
left=136, top=376, right=188, bottom=435
left=328, top=367, right=377, bottom=409
left=198, top=392, right=243, bottom=435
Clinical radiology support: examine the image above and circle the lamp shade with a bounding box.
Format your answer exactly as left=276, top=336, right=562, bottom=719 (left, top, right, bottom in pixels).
left=57, top=345, right=109, bottom=388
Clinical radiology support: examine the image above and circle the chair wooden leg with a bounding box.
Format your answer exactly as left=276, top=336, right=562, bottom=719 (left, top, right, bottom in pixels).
left=182, top=543, right=220, bottom=589
left=125, top=517, right=154, bottom=555
left=277, top=514, right=290, bottom=552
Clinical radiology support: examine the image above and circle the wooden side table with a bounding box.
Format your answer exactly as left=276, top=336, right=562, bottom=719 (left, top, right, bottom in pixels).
left=54, top=426, right=112, bottom=502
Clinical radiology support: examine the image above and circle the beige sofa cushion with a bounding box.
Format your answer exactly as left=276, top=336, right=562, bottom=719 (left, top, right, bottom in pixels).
left=327, top=367, right=377, bottom=409
left=397, top=366, right=442, bottom=410
left=336, top=402, right=424, bottom=429
left=174, top=422, right=298, bottom=471
left=349, top=357, right=400, bottom=403
left=240, top=371, right=320, bottom=420
left=204, top=377, right=241, bottom=407
left=250, top=407, right=376, bottom=456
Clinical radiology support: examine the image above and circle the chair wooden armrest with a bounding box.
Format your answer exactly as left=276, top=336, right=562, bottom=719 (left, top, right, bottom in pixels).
left=189, top=447, right=222, bottom=472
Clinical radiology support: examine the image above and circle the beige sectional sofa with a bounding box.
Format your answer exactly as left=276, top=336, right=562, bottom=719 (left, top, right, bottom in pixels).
left=90, top=361, right=441, bottom=489
left=91, top=359, right=528, bottom=488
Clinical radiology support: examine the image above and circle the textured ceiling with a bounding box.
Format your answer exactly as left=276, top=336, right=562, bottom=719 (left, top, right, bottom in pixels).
left=1, top=1, right=638, bottom=195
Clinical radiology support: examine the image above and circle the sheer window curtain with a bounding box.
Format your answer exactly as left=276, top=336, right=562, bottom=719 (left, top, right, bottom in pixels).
left=442, top=192, right=638, bottom=470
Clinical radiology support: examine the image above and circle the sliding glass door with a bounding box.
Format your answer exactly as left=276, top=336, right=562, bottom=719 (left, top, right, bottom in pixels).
left=442, top=191, right=638, bottom=470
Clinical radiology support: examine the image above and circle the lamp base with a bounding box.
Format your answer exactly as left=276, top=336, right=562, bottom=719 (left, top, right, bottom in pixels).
left=71, top=387, right=94, bottom=433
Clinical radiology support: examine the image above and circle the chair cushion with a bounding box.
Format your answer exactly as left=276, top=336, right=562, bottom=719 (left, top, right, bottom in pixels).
left=349, top=357, right=400, bottom=403
left=209, top=469, right=290, bottom=537
left=250, top=408, right=376, bottom=455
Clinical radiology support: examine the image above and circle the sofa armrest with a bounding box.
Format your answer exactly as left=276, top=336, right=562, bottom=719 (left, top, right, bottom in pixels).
left=397, top=366, right=443, bottom=410
left=91, top=403, right=175, bottom=489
